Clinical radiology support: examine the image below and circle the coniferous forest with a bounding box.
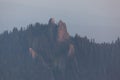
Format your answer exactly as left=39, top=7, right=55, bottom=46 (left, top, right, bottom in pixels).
left=0, top=18, right=120, bottom=80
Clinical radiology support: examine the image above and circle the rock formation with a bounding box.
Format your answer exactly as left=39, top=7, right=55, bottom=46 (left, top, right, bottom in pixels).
left=29, top=48, right=37, bottom=58
left=57, top=20, right=69, bottom=42
left=48, top=18, right=55, bottom=24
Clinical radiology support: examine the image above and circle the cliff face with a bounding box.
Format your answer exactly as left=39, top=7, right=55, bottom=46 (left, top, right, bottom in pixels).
left=0, top=18, right=120, bottom=80
left=57, top=20, right=69, bottom=42
left=48, top=18, right=69, bottom=42
left=49, top=18, right=55, bottom=24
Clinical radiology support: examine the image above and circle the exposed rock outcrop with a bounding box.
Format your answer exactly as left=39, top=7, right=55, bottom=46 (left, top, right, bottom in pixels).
left=49, top=18, right=55, bottom=24
left=57, top=20, right=69, bottom=42
left=29, top=48, right=37, bottom=58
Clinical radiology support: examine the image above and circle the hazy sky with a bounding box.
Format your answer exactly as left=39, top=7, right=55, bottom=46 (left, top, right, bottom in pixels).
left=0, top=0, right=120, bottom=43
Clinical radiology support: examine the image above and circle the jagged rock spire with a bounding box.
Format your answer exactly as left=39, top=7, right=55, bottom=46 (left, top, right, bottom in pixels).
left=57, top=20, right=69, bottom=42
left=48, top=18, right=55, bottom=24
left=48, top=18, right=69, bottom=42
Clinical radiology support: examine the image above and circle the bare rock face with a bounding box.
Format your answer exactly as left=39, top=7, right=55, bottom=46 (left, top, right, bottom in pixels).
left=57, top=20, right=69, bottom=42
left=49, top=18, right=55, bottom=24
left=29, top=48, right=37, bottom=58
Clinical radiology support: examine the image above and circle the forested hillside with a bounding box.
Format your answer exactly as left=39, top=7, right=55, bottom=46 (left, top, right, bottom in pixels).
left=0, top=18, right=120, bottom=80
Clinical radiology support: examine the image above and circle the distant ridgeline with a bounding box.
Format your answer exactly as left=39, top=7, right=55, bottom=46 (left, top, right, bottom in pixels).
left=0, top=18, right=120, bottom=80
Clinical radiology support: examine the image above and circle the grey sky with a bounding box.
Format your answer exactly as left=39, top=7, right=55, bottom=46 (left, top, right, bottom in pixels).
left=0, top=0, right=120, bottom=43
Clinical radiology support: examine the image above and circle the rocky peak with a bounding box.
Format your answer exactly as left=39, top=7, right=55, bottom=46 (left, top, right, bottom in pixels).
left=57, top=20, right=69, bottom=42
left=48, top=18, right=55, bottom=24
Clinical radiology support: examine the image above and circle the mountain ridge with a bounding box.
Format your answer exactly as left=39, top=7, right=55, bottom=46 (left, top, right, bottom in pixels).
left=0, top=18, right=120, bottom=80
